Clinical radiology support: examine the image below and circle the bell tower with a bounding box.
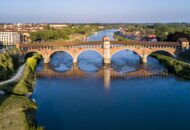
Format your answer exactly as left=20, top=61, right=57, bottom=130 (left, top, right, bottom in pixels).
left=103, top=36, right=111, bottom=64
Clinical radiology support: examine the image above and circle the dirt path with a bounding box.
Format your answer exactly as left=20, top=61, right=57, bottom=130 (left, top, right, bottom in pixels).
left=0, top=64, right=25, bottom=86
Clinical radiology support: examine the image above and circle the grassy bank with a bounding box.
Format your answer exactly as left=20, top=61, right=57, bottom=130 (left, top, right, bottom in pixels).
left=151, top=53, right=190, bottom=79
left=0, top=54, right=43, bottom=130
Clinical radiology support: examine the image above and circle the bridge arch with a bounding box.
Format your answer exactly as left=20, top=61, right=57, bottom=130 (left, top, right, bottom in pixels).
left=75, top=49, right=104, bottom=63
left=48, top=50, right=74, bottom=63
left=111, top=48, right=143, bottom=59
left=147, top=50, right=176, bottom=58
left=49, top=50, right=74, bottom=59
left=24, top=51, right=44, bottom=61
left=48, top=51, right=74, bottom=71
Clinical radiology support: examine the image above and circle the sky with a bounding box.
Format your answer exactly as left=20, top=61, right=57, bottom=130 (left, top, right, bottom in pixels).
left=0, top=0, right=190, bottom=23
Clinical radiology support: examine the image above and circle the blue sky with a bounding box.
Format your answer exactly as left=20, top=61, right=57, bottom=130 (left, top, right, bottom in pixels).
left=1, top=0, right=190, bottom=23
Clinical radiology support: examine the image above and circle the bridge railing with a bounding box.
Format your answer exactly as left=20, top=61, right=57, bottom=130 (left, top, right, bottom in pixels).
left=17, top=40, right=181, bottom=48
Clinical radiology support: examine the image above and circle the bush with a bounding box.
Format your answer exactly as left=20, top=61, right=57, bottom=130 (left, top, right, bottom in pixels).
left=151, top=53, right=190, bottom=79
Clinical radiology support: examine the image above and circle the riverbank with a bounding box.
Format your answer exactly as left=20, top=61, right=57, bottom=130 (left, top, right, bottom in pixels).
left=151, top=53, right=190, bottom=79
left=0, top=64, right=25, bottom=86
left=0, top=54, right=43, bottom=130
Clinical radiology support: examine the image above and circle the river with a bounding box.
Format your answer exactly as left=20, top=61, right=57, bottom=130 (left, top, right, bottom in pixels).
left=32, top=29, right=190, bottom=130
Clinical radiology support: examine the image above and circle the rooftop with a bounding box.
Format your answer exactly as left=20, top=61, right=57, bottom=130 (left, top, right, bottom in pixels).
left=178, top=38, right=189, bottom=42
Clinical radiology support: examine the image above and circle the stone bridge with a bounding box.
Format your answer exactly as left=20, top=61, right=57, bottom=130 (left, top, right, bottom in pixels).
left=16, top=37, right=189, bottom=64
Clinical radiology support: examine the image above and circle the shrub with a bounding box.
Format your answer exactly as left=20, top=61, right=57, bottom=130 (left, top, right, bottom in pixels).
left=151, top=53, right=190, bottom=79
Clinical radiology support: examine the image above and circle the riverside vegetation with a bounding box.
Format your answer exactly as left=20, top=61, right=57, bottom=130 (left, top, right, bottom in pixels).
left=151, top=53, right=190, bottom=79
left=0, top=49, right=21, bottom=81
left=0, top=53, right=43, bottom=130
left=30, top=24, right=105, bottom=42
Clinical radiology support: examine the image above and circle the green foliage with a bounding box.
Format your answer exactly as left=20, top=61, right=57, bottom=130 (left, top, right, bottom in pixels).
left=30, top=25, right=103, bottom=42
left=0, top=54, right=43, bottom=130
left=120, top=23, right=190, bottom=42
left=114, top=33, right=130, bottom=41
left=177, top=49, right=190, bottom=62
left=151, top=54, right=190, bottom=79
left=14, top=54, right=42, bottom=94
left=167, top=32, right=190, bottom=42
left=0, top=48, right=21, bottom=81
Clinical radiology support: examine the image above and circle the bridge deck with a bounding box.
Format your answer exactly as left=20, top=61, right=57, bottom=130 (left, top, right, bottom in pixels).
left=18, top=40, right=181, bottom=48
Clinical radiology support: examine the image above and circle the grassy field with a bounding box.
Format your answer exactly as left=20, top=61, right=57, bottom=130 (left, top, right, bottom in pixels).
left=0, top=95, right=38, bottom=130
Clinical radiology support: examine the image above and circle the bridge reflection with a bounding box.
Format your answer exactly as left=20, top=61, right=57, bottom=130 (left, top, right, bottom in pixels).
left=37, top=64, right=172, bottom=89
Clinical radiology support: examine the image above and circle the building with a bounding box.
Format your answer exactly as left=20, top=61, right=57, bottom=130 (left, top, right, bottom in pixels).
left=49, top=24, right=68, bottom=29
left=20, top=32, right=31, bottom=43
left=0, top=32, right=20, bottom=46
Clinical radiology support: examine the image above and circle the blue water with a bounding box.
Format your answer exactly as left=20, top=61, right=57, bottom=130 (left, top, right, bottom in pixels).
left=88, top=29, right=117, bottom=41
left=33, top=77, right=190, bottom=130
left=33, top=29, right=190, bottom=130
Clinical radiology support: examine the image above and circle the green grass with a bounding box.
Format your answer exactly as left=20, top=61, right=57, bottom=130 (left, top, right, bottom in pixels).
left=113, top=33, right=130, bottom=41
left=151, top=53, right=190, bottom=79
left=0, top=95, right=35, bottom=130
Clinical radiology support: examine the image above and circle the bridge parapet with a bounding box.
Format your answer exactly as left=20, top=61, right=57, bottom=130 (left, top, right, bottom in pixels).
left=17, top=41, right=181, bottom=48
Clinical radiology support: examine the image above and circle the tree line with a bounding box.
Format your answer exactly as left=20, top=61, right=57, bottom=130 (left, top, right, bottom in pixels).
left=30, top=25, right=103, bottom=42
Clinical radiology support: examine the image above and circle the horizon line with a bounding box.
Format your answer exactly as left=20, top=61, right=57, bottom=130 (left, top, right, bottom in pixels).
left=1, top=22, right=190, bottom=24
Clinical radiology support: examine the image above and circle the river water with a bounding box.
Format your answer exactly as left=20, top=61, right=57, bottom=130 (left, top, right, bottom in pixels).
left=33, top=29, right=190, bottom=130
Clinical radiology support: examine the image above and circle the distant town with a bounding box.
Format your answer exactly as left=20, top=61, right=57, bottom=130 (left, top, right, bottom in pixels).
left=1, top=23, right=190, bottom=48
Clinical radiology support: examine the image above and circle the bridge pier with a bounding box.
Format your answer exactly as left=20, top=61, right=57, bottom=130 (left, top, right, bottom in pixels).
left=44, top=57, right=50, bottom=64
left=140, top=55, right=147, bottom=64
left=73, top=57, right=78, bottom=64
left=104, top=59, right=111, bottom=64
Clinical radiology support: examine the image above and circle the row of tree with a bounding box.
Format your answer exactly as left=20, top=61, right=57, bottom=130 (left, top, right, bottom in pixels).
left=30, top=25, right=103, bottom=42
left=121, top=23, right=190, bottom=41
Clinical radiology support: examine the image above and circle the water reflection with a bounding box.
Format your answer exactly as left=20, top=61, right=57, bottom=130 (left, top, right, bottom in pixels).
left=50, top=52, right=73, bottom=72
left=111, top=50, right=140, bottom=73
left=77, top=51, right=103, bottom=72
left=37, top=63, right=170, bottom=91
left=48, top=50, right=165, bottom=74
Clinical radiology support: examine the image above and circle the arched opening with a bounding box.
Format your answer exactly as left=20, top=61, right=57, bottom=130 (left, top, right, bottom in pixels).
left=111, top=49, right=141, bottom=73
left=149, top=50, right=175, bottom=58
left=146, top=50, right=175, bottom=72
left=24, top=52, right=38, bottom=61
left=50, top=51, right=73, bottom=72
left=77, top=50, right=103, bottom=72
